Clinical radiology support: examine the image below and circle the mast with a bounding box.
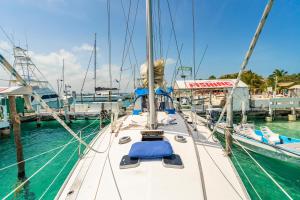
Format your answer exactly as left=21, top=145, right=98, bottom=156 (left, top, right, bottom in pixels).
left=62, top=59, right=65, bottom=96
left=94, top=33, right=97, bottom=94
left=146, top=0, right=157, bottom=129
left=133, top=64, right=136, bottom=89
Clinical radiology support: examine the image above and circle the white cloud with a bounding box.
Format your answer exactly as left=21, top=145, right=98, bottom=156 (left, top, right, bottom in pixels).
left=0, top=41, right=133, bottom=93
left=0, top=41, right=11, bottom=52
left=30, top=49, right=132, bottom=93
left=165, top=58, right=176, bottom=65
left=72, top=43, right=94, bottom=52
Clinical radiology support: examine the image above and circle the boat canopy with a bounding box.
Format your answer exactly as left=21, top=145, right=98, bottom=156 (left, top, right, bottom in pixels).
left=133, top=87, right=175, bottom=115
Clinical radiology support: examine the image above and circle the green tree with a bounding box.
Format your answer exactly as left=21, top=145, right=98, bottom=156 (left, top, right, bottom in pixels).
left=208, top=75, right=216, bottom=79
left=219, top=70, right=266, bottom=93
left=267, top=68, right=289, bottom=91
left=271, top=68, right=288, bottom=79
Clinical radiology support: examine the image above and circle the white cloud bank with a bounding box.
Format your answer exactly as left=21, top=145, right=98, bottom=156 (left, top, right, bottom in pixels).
left=0, top=41, right=132, bottom=93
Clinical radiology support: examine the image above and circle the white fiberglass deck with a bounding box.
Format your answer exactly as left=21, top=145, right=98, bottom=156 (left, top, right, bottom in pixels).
left=56, top=112, right=248, bottom=200
left=183, top=111, right=249, bottom=199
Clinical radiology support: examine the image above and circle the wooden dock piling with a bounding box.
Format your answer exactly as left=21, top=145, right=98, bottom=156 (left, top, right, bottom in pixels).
left=225, top=95, right=233, bottom=156
left=8, top=96, right=25, bottom=180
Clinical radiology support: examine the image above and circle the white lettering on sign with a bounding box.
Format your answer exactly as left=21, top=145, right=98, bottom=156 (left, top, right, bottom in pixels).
left=185, top=81, right=234, bottom=89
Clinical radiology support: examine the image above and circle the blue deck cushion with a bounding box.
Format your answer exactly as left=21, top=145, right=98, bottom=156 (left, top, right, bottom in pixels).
left=128, top=141, right=173, bottom=159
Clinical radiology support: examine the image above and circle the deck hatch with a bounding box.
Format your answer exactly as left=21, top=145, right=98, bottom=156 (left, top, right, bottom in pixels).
left=128, top=141, right=173, bottom=159
left=163, top=154, right=184, bottom=169
left=119, top=155, right=140, bottom=169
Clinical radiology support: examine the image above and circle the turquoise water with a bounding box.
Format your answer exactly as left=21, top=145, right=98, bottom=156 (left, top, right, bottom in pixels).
left=0, top=120, right=100, bottom=199
left=227, top=119, right=300, bottom=200
left=1, top=118, right=300, bottom=199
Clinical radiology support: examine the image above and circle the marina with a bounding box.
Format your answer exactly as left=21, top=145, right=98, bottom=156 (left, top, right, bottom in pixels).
left=0, top=0, right=300, bottom=199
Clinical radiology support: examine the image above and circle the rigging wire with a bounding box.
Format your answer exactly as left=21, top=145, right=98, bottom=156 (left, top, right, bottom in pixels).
left=157, top=0, right=163, bottom=58
left=231, top=148, right=263, bottom=200
left=231, top=134, right=292, bottom=200
left=208, top=0, right=274, bottom=140
left=0, top=118, right=100, bottom=172
left=107, top=0, right=112, bottom=89
left=192, top=0, right=196, bottom=80
left=119, top=0, right=140, bottom=90
left=38, top=146, right=79, bottom=200
left=2, top=135, right=75, bottom=199
left=119, top=0, right=133, bottom=90
left=164, top=2, right=179, bottom=60
left=192, top=113, right=262, bottom=199
left=171, top=43, right=183, bottom=86
left=195, top=44, right=208, bottom=78
left=0, top=25, right=15, bottom=47
left=166, top=0, right=184, bottom=75
left=80, top=45, right=95, bottom=94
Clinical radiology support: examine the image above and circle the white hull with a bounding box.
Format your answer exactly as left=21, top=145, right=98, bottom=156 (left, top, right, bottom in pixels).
left=215, top=127, right=300, bottom=165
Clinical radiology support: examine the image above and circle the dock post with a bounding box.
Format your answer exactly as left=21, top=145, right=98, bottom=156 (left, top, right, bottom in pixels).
left=78, top=131, right=82, bottom=158
left=0, top=105, right=10, bottom=136
left=266, top=100, right=273, bottom=122
left=100, top=103, right=105, bottom=128
left=36, top=105, right=42, bottom=127
left=36, top=116, right=41, bottom=128
left=8, top=96, right=25, bottom=180
left=108, top=91, right=112, bottom=102
left=63, top=100, right=70, bottom=123
left=241, top=101, right=247, bottom=124
left=288, top=106, right=297, bottom=121
left=225, top=95, right=233, bottom=156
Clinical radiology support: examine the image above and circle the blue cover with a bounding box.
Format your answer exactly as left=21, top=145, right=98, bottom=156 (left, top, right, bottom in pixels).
left=279, top=135, right=300, bottom=144
left=166, top=87, right=173, bottom=94
left=135, top=88, right=149, bottom=97
left=135, top=87, right=172, bottom=97
left=133, top=109, right=142, bottom=115
left=128, top=141, right=173, bottom=159
left=255, top=130, right=269, bottom=143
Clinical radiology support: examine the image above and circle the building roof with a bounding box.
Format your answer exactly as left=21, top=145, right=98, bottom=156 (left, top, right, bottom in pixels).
left=174, top=79, right=248, bottom=90
left=0, top=86, right=32, bottom=95
left=289, top=84, right=300, bottom=89
left=277, top=82, right=294, bottom=87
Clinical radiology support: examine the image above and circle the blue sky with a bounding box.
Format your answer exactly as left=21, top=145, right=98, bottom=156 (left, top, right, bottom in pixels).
left=0, top=0, right=299, bottom=92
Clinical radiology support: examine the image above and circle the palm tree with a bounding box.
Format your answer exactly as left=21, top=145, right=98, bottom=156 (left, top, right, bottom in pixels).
left=272, top=69, right=288, bottom=80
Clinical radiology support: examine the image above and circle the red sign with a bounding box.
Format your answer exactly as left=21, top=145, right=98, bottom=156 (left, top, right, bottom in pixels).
left=0, top=87, right=8, bottom=92
left=185, top=81, right=234, bottom=89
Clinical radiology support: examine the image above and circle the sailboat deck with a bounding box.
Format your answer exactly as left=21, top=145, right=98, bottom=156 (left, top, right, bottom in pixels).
left=182, top=111, right=249, bottom=199
left=56, top=112, right=248, bottom=200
